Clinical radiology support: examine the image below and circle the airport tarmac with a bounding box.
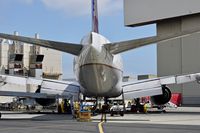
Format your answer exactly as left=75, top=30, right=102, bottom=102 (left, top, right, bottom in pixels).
left=0, top=107, right=200, bottom=133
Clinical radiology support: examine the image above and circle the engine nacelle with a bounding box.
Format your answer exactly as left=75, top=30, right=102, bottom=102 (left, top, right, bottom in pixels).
left=35, top=87, right=56, bottom=106
left=150, top=85, right=172, bottom=105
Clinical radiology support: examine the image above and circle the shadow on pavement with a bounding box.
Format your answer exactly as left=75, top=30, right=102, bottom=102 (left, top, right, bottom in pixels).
left=0, top=113, right=75, bottom=121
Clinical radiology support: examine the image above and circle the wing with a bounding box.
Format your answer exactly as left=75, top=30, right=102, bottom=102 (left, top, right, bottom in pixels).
left=0, top=91, right=64, bottom=99
left=0, top=74, right=80, bottom=99
left=0, top=33, right=83, bottom=56
left=122, top=73, right=200, bottom=98
left=104, top=28, right=200, bottom=54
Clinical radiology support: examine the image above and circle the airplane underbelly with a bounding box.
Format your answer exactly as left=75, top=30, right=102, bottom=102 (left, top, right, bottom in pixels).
left=79, top=64, right=122, bottom=97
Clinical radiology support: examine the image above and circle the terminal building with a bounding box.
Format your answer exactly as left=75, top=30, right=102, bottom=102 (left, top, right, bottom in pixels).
left=0, top=31, right=62, bottom=79
left=124, top=0, right=200, bottom=105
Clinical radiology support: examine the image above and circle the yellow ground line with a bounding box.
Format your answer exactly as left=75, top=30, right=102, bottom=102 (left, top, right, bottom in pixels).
left=98, top=121, right=105, bottom=133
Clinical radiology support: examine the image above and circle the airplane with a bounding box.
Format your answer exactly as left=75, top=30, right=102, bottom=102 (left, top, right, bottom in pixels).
left=1, top=0, right=200, bottom=111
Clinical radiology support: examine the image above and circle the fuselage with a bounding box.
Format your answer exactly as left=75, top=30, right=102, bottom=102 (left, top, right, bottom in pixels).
left=74, top=32, right=123, bottom=97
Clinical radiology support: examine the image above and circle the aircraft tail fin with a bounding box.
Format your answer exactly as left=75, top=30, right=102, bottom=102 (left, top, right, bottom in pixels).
left=92, top=0, right=99, bottom=33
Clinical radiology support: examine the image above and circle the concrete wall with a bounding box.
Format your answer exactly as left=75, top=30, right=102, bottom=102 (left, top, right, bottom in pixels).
left=157, top=15, right=200, bottom=105
left=0, top=40, right=62, bottom=79
left=124, top=0, right=200, bottom=27
left=0, top=40, right=9, bottom=70
left=41, top=47, right=62, bottom=79
left=23, top=43, right=31, bottom=70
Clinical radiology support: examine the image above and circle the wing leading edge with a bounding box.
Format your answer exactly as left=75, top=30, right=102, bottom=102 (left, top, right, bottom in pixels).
left=105, top=28, right=200, bottom=54
left=0, top=33, right=83, bottom=56
left=122, top=73, right=200, bottom=98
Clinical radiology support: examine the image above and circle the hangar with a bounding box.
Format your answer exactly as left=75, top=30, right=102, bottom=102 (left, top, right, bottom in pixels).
left=124, top=0, right=200, bottom=105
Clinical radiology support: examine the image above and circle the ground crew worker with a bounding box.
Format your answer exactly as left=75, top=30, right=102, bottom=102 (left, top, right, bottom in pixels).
left=144, top=103, right=148, bottom=113
left=101, top=104, right=109, bottom=122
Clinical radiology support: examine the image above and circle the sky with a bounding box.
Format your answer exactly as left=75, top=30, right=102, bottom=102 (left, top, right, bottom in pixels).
left=0, top=0, right=157, bottom=79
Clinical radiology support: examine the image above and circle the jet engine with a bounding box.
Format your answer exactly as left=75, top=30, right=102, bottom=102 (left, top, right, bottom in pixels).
left=35, top=87, right=56, bottom=106
left=150, top=85, right=171, bottom=105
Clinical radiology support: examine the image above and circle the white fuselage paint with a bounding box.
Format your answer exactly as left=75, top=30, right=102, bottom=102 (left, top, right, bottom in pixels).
left=74, top=32, right=123, bottom=97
